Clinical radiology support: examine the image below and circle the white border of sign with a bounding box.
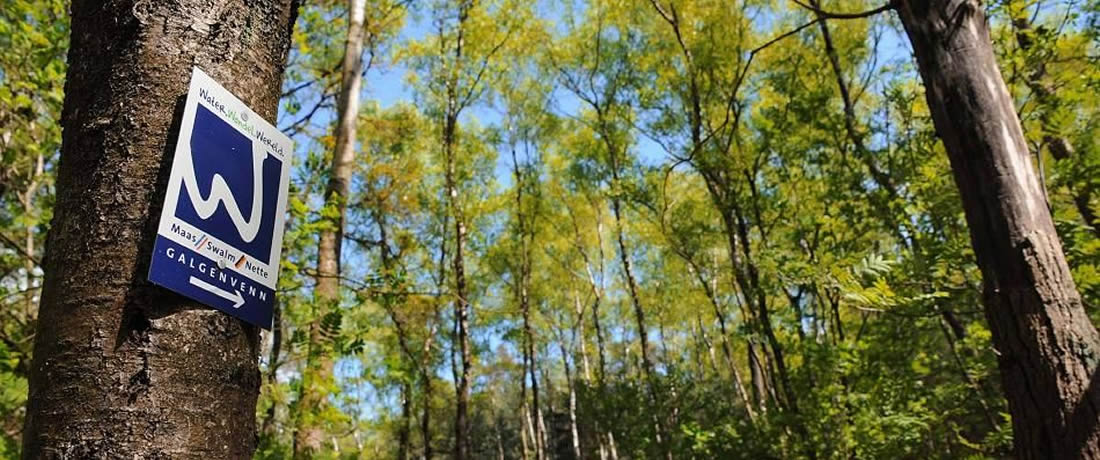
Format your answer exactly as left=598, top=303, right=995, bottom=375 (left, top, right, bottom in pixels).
left=155, top=67, right=292, bottom=290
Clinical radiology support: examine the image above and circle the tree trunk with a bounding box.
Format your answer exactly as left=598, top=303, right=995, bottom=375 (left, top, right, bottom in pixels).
left=896, top=2, right=1100, bottom=458
left=421, top=358, right=435, bottom=460
left=21, top=0, right=298, bottom=458
left=603, top=128, right=670, bottom=458
left=443, top=3, right=474, bottom=456
left=445, top=99, right=473, bottom=460
left=293, top=0, right=365, bottom=456
left=370, top=191, right=420, bottom=460
left=513, top=145, right=546, bottom=460
left=560, top=335, right=583, bottom=460
left=398, top=379, right=412, bottom=460
left=519, top=335, right=532, bottom=460
left=422, top=219, right=448, bottom=460
left=695, top=264, right=755, bottom=419
left=261, top=299, right=285, bottom=438
left=610, top=191, right=672, bottom=460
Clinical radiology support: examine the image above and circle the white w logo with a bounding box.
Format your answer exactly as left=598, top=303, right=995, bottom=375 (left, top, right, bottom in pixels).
left=176, top=139, right=267, bottom=243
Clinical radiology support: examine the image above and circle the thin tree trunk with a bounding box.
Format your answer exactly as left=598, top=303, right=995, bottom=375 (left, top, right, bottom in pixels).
left=371, top=196, right=420, bottom=460
left=610, top=194, right=672, bottom=458
left=572, top=289, right=607, bottom=460
left=687, top=259, right=755, bottom=419
left=602, top=123, right=670, bottom=455
left=692, top=316, right=713, bottom=377
left=731, top=204, right=798, bottom=416
left=747, top=341, right=767, bottom=412
left=522, top=402, right=535, bottom=460
left=560, top=327, right=583, bottom=460
left=520, top=337, right=532, bottom=460
left=19, top=154, right=43, bottom=326
left=261, top=299, right=285, bottom=438
left=712, top=201, right=772, bottom=413
left=442, top=4, right=474, bottom=457
left=896, top=2, right=1100, bottom=457
left=536, top=361, right=553, bottom=459
left=294, top=0, right=366, bottom=456
left=937, top=312, right=999, bottom=430
left=421, top=346, right=435, bottom=460
left=524, top=298, right=546, bottom=460
left=812, top=1, right=971, bottom=344
left=513, top=145, right=546, bottom=460
left=573, top=291, right=593, bottom=383
left=21, top=0, right=298, bottom=457
left=399, top=380, right=412, bottom=460
left=445, top=94, right=473, bottom=460
left=571, top=202, right=608, bottom=383
left=495, top=414, right=507, bottom=460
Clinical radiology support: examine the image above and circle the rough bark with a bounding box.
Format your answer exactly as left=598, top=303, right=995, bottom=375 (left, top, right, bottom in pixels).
left=293, top=0, right=366, bottom=456
left=896, top=2, right=1100, bottom=458
left=21, top=0, right=298, bottom=458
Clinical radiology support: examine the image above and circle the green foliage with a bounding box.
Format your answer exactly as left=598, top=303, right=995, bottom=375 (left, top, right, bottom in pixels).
left=6, top=0, right=1100, bottom=458
left=0, top=0, right=67, bottom=457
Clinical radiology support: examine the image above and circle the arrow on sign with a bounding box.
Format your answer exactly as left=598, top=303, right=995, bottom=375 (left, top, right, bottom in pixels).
left=189, top=276, right=245, bottom=309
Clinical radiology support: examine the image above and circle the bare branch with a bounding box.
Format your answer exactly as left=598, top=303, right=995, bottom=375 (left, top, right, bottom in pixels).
left=790, top=0, right=894, bottom=20
left=0, top=232, right=39, bottom=266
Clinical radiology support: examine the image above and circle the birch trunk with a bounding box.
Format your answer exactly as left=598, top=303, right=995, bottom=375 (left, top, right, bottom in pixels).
left=294, top=0, right=366, bottom=456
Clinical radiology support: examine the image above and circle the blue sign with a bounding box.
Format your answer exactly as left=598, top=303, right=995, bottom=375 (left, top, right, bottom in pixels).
left=149, top=68, right=291, bottom=329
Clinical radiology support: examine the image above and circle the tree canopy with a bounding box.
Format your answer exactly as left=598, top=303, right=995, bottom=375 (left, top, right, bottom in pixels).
left=3, top=0, right=1100, bottom=458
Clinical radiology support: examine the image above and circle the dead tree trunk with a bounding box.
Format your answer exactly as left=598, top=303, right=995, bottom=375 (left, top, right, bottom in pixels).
left=22, top=0, right=298, bottom=458
left=896, top=2, right=1100, bottom=457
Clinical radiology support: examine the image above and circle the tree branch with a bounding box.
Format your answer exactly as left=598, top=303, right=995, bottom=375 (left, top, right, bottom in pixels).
left=0, top=231, right=39, bottom=266
left=790, top=0, right=895, bottom=20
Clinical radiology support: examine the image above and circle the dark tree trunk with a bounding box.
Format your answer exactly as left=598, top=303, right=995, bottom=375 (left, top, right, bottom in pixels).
left=21, top=0, right=298, bottom=458
left=446, top=127, right=472, bottom=460
left=896, top=2, right=1100, bottom=458
left=442, top=3, right=474, bottom=457
left=398, top=380, right=412, bottom=460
